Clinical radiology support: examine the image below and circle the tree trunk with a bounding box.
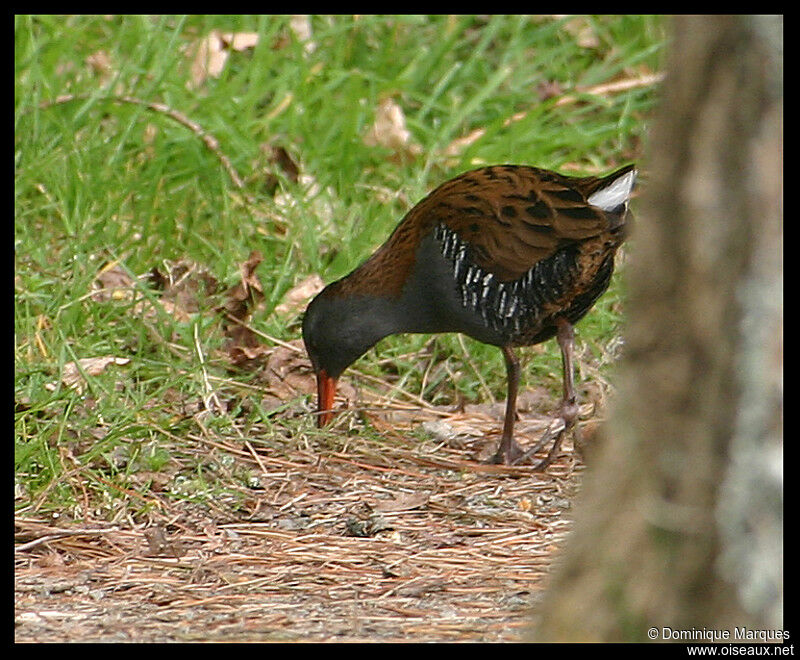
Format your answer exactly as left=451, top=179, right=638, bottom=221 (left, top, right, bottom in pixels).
left=532, top=15, right=782, bottom=642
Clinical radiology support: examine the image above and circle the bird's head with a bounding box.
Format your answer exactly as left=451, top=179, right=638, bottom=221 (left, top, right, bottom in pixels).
left=302, top=285, right=391, bottom=427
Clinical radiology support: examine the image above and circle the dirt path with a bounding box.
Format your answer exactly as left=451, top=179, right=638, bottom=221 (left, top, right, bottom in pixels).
left=15, top=427, right=583, bottom=643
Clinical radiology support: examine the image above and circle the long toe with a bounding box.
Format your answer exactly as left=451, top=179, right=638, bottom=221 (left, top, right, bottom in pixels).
left=510, top=416, right=570, bottom=468
left=488, top=439, right=526, bottom=465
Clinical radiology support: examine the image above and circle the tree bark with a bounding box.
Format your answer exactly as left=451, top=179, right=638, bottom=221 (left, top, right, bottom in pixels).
left=532, top=15, right=782, bottom=642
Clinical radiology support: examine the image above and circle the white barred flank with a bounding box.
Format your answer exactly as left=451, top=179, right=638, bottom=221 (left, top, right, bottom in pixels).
left=434, top=223, right=576, bottom=338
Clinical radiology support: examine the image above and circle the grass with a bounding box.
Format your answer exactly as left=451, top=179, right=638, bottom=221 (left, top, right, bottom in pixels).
left=15, top=15, right=666, bottom=516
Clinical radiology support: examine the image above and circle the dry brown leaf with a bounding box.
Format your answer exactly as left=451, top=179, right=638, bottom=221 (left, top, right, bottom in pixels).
left=226, top=32, right=260, bottom=51
left=224, top=321, right=271, bottom=369
left=370, top=492, right=431, bottom=513
left=143, top=123, right=158, bottom=145
left=143, top=526, right=185, bottom=558
left=256, top=144, right=302, bottom=195
left=268, top=145, right=300, bottom=184
left=253, top=340, right=360, bottom=415
left=96, top=259, right=221, bottom=324
left=226, top=342, right=271, bottom=367
left=536, top=79, right=565, bottom=101
left=441, top=109, right=525, bottom=160
left=274, top=274, right=324, bottom=317
left=289, top=15, right=316, bottom=54
left=85, top=50, right=114, bottom=81
left=149, top=298, right=192, bottom=324
left=219, top=252, right=269, bottom=368
left=363, top=97, right=422, bottom=160
left=258, top=342, right=315, bottom=399
left=189, top=31, right=228, bottom=87
left=187, top=30, right=260, bottom=87
left=221, top=250, right=264, bottom=322
left=92, top=263, right=136, bottom=302
left=45, top=357, right=131, bottom=394
left=562, top=16, right=600, bottom=49
left=442, top=130, right=485, bottom=158
left=117, top=260, right=220, bottom=326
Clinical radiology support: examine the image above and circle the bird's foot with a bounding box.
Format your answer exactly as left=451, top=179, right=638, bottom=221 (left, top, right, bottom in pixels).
left=487, top=438, right=526, bottom=465
left=508, top=400, right=580, bottom=470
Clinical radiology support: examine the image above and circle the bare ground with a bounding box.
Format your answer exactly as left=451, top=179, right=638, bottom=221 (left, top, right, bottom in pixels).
left=15, top=399, right=592, bottom=643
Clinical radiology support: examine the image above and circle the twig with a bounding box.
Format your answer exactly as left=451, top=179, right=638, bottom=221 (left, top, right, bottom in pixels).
left=244, top=439, right=270, bottom=476
left=32, top=93, right=248, bottom=194
left=443, top=72, right=665, bottom=157
left=354, top=371, right=437, bottom=409
left=554, top=73, right=665, bottom=106
left=16, top=527, right=120, bottom=553
left=220, top=312, right=303, bottom=352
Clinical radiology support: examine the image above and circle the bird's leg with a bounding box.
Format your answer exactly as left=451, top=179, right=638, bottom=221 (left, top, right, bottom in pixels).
left=556, top=317, right=580, bottom=430
left=512, top=317, right=579, bottom=470
left=489, top=345, right=525, bottom=464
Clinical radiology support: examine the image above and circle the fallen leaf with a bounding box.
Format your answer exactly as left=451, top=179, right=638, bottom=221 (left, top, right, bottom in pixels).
left=188, top=31, right=228, bottom=87
left=441, top=109, right=527, bottom=161
left=257, top=341, right=315, bottom=399
left=92, top=263, right=136, bottom=302
left=187, top=30, right=260, bottom=88
left=257, top=144, right=301, bottom=195
left=289, top=15, right=317, bottom=54
left=562, top=16, right=600, bottom=49
left=253, top=340, right=360, bottom=416
left=93, top=259, right=222, bottom=323
left=370, top=492, right=430, bottom=513
left=536, top=79, right=564, bottom=101
left=442, top=130, right=485, bottom=158
left=225, top=328, right=271, bottom=369
left=274, top=274, right=324, bottom=316
left=219, top=252, right=268, bottom=368
left=45, top=357, right=131, bottom=393
left=85, top=50, right=114, bottom=81
left=363, top=97, right=422, bottom=161
left=151, top=259, right=222, bottom=315
left=220, top=250, right=264, bottom=322
left=421, top=419, right=482, bottom=442
left=144, top=526, right=185, bottom=558
left=269, top=145, right=300, bottom=183
left=225, top=31, right=259, bottom=51
left=344, top=514, right=393, bottom=537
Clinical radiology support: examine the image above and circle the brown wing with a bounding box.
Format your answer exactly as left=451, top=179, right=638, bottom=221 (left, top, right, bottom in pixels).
left=410, top=165, right=626, bottom=281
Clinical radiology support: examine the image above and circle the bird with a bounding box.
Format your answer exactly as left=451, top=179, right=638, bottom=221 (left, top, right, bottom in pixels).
left=302, top=163, right=636, bottom=468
